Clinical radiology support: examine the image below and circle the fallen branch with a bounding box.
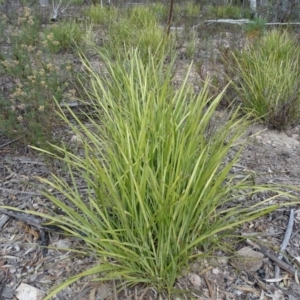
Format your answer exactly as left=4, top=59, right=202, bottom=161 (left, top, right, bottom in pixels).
left=193, top=19, right=300, bottom=29
left=0, top=208, right=49, bottom=231
left=274, top=209, right=295, bottom=279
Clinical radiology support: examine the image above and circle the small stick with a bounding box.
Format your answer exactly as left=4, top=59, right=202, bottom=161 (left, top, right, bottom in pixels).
left=274, top=209, right=295, bottom=279
left=0, top=137, right=22, bottom=149
left=204, top=274, right=215, bottom=300
left=0, top=270, right=9, bottom=298
left=0, top=215, right=10, bottom=229
left=0, top=187, right=42, bottom=196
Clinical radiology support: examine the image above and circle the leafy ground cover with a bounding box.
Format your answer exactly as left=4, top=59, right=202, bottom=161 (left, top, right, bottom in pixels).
left=0, top=1, right=300, bottom=299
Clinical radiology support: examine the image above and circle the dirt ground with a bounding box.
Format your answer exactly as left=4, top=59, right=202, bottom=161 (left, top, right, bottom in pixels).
left=1, top=3, right=300, bottom=300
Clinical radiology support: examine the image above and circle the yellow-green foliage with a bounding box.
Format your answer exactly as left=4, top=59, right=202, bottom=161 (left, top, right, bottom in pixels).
left=184, top=1, right=201, bottom=17
left=105, top=6, right=175, bottom=62
left=148, top=2, right=169, bottom=23
left=228, top=30, right=300, bottom=129
left=27, top=49, right=292, bottom=299
left=208, top=4, right=249, bottom=19
left=84, top=5, right=118, bottom=25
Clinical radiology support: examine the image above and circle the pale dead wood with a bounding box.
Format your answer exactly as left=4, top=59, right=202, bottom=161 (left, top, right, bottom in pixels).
left=274, top=209, right=295, bottom=279
left=0, top=214, right=10, bottom=229
left=192, top=19, right=300, bottom=29
left=0, top=270, right=9, bottom=299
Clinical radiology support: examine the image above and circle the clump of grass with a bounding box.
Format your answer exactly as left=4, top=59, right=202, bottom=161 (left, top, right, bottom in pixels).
left=83, top=5, right=118, bottom=25
left=208, top=4, right=247, bottom=19
left=104, top=6, right=175, bottom=62
left=126, top=5, right=157, bottom=28
left=43, top=21, right=84, bottom=53
left=183, top=0, right=201, bottom=17
left=149, top=2, right=169, bottom=23
left=243, top=17, right=266, bottom=40
left=26, top=48, right=292, bottom=299
left=227, top=29, right=300, bottom=129
left=185, top=30, right=197, bottom=59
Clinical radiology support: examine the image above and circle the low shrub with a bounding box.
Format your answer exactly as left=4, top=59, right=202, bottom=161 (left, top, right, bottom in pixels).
left=43, top=21, right=84, bottom=53
left=0, top=6, right=80, bottom=148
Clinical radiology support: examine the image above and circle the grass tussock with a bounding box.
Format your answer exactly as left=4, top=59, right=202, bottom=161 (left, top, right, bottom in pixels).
left=27, top=49, right=290, bottom=299
left=227, top=30, right=300, bottom=129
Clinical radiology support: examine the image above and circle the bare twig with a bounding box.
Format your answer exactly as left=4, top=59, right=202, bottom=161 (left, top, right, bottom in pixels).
left=0, top=137, right=23, bottom=149
left=0, top=215, right=10, bottom=229
left=274, top=209, right=295, bottom=279
left=166, top=0, right=174, bottom=36
left=204, top=274, right=215, bottom=300
left=0, top=269, right=9, bottom=299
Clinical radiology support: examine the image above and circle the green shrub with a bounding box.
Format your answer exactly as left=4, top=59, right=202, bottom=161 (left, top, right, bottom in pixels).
left=0, top=9, right=80, bottom=148
left=43, top=21, right=84, bottom=53
left=27, top=49, right=291, bottom=299
left=227, top=30, right=300, bottom=129
left=0, top=45, right=77, bottom=148
left=14, top=6, right=41, bottom=46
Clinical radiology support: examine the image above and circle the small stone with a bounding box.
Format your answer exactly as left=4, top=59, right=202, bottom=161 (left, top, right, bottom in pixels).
left=56, top=239, right=72, bottom=250
left=231, top=247, right=264, bottom=272
left=15, top=283, right=45, bottom=300
left=70, top=135, right=83, bottom=146
left=217, top=256, right=229, bottom=265
left=188, top=273, right=202, bottom=287
left=191, top=262, right=201, bottom=272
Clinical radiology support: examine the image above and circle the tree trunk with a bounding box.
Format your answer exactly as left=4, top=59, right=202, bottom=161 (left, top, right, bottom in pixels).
left=250, top=0, right=257, bottom=17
